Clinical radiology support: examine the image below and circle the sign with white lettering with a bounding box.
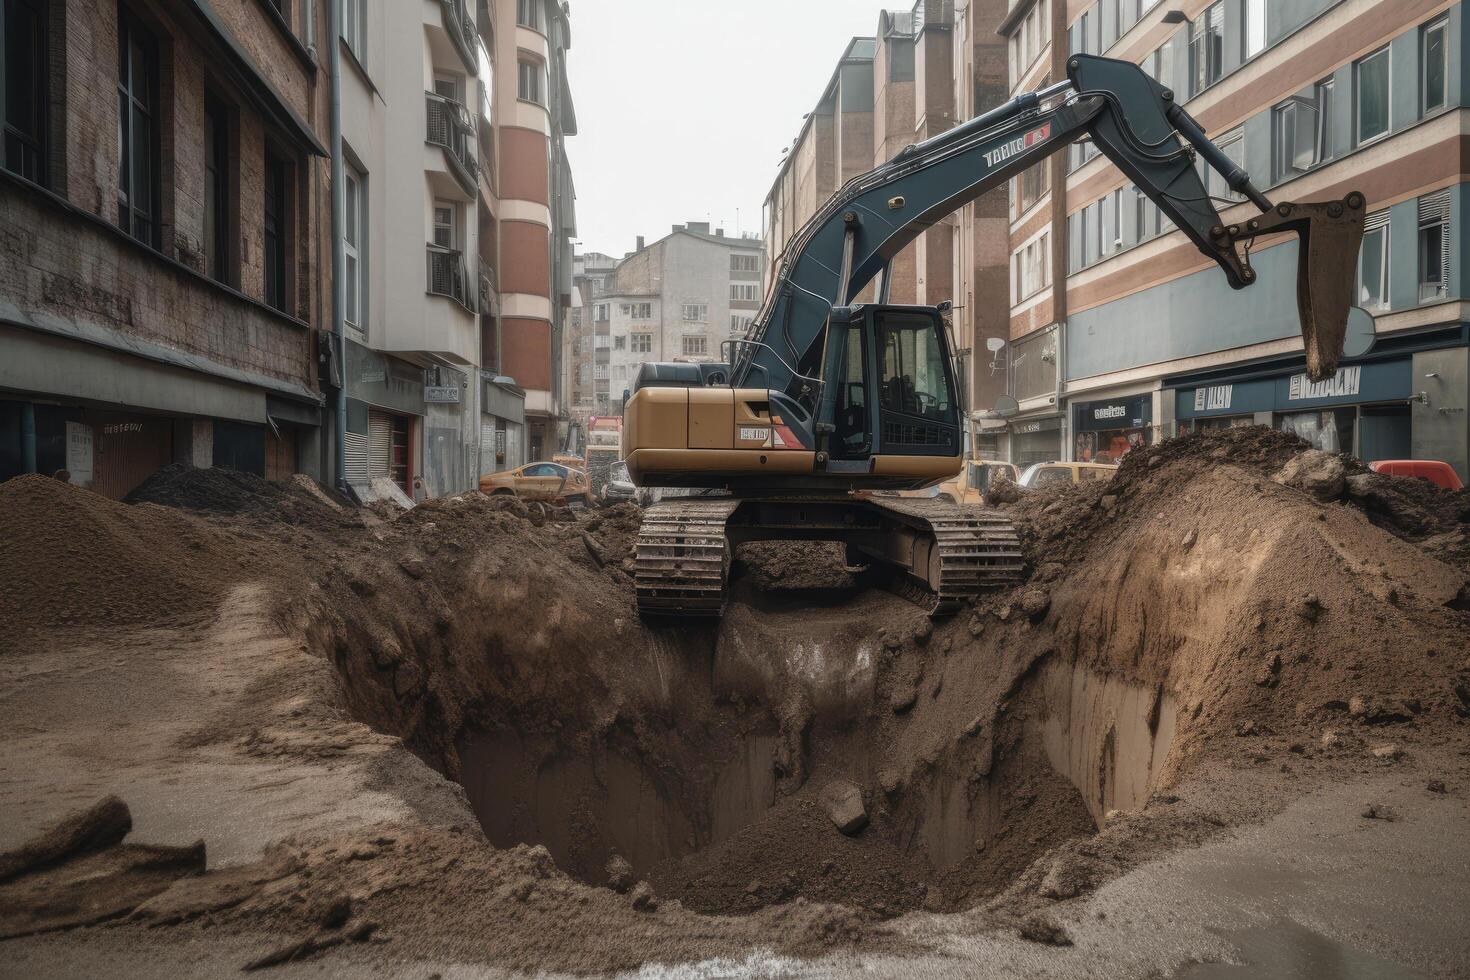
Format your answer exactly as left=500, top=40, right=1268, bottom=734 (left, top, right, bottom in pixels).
left=65, top=421, right=93, bottom=487
left=424, top=385, right=461, bottom=403
left=1288, top=365, right=1361, bottom=401
left=1193, top=385, right=1234, bottom=412
left=983, top=123, right=1052, bottom=168
left=1093, top=405, right=1126, bottom=420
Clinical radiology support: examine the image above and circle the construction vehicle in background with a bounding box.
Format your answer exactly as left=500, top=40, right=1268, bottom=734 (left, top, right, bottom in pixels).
left=623, top=54, right=1366, bottom=618
left=585, top=416, right=624, bottom=503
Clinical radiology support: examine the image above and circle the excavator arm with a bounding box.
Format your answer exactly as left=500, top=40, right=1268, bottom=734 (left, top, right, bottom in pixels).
left=737, top=54, right=1365, bottom=398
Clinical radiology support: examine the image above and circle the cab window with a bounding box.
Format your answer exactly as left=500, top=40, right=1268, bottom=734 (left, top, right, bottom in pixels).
left=1033, top=466, right=1073, bottom=486
left=524, top=463, right=557, bottom=477
left=877, top=314, right=951, bottom=419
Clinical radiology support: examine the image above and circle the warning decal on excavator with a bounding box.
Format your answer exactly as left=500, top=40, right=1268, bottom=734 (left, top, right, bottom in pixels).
left=739, top=426, right=770, bottom=444
left=982, top=123, right=1052, bottom=168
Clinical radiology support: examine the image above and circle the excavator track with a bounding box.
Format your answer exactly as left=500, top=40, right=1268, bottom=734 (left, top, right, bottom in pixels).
left=854, top=496, right=1025, bottom=615
left=634, top=498, right=741, bottom=617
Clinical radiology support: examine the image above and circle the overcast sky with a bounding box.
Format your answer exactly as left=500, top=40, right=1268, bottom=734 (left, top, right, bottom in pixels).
left=565, top=0, right=888, bottom=258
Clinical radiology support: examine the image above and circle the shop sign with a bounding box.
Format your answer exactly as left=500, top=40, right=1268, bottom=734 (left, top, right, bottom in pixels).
left=1193, top=385, right=1233, bottom=412
left=424, top=385, right=461, bottom=404
left=65, top=421, right=94, bottom=486
left=1076, top=396, right=1150, bottom=431
left=1288, top=366, right=1360, bottom=401
left=1012, top=416, right=1061, bottom=435
left=103, top=422, right=144, bottom=435
left=359, top=369, right=387, bottom=384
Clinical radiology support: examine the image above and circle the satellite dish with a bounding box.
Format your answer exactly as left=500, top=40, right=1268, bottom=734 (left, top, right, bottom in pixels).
left=985, top=337, right=1006, bottom=353
left=1341, top=305, right=1375, bottom=359
left=993, top=395, right=1020, bottom=418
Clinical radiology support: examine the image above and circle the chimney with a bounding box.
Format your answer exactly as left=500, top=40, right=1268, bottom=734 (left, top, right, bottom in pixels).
left=715, top=228, right=725, bottom=237
left=687, top=221, right=710, bottom=235
left=636, top=235, right=645, bottom=251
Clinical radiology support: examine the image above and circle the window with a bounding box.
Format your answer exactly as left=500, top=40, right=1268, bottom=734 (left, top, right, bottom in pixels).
left=877, top=313, right=952, bottom=421
left=593, top=303, right=609, bottom=320
left=620, top=302, right=651, bottom=319
left=593, top=334, right=609, bottom=349
left=1203, top=128, right=1245, bottom=202
left=342, top=0, right=365, bottom=59
left=1422, top=18, right=1448, bottom=115
left=516, top=0, right=543, bottom=32
left=204, top=97, right=232, bottom=284
left=730, top=315, right=754, bottom=333
left=1357, top=210, right=1390, bottom=310
left=1271, top=79, right=1333, bottom=183
left=1143, top=38, right=1173, bottom=90
left=1098, top=191, right=1120, bottom=256
left=1188, top=2, right=1223, bottom=96
left=432, top=201, right=456, bottom=248
left=1014, top=161, right=1049, bottom=217
left=730, top=283, right=759, bottom=302
left=631, top=333, right=652, bottom=353
left=1013, top=233, right=1050, bottom=302
left=1010, top=0, right=1048, bottom=86
left=517, top=59, right=545, bottom=105
left=344, top=165, right=365, bottom=329
left=1243, top=0, right=1266, bottom=60
left=117, top=6, right=160, bottom=246
left=1068, top=7, right=1092, bottom=56
left=2, top=0, right=48, bottom=182
left=434, top=73, right=462, bottom=102
left=263, top=149, right=290, bottom=311
left=682, top=336, right=708, bottom=356
left=1418, top=191, right=1449, bottom=303
left=613, top=335, right=625, bottom=350
left=1355, top=47, right=1390, bottom=145
left=681, top=304, right=707, bottom=322
left=730, top=253, right=759, bottom=272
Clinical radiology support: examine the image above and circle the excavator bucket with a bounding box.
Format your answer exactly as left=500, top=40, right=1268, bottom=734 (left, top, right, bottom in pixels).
left=1235, top=194, right=1366, bottom=382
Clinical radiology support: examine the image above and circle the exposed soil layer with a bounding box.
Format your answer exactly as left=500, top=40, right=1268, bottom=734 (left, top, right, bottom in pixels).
left=1, top=426, right=1468, bottom=975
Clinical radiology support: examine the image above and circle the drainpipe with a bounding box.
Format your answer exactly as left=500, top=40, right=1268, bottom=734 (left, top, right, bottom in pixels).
left=329, top=0, right=348, bottom=493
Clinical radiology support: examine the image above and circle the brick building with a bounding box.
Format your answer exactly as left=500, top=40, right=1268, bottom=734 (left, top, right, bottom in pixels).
left=998, top=0, right=1468, bottom=481
left=762, top=0, right=1011, bottom=437
left=1, top=0, right=330, bottom=496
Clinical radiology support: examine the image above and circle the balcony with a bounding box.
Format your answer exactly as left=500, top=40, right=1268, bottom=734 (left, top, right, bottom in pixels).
left=426, top=92, right=479, bottom=197
left=427, top=243, right=476, bottom=314
left=442, top=0, right=478, bottom=73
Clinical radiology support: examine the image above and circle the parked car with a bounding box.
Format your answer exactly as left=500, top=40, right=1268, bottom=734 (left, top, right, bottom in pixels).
left=1369, top=459, right=1464, bottom=491
left=479, top=461, right=593, bottom=506
left=1018, top=461, right=1119, bottom=488
left=601, top=461, right=646, bottom=506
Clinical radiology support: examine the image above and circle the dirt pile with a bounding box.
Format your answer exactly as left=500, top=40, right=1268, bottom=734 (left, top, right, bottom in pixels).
left=126, top=463, right=352, bottom=528
left=0, top=474, right=251, bottom=642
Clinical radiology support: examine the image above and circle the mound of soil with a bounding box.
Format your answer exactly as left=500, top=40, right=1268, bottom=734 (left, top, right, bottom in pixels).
left=126, top=464, right=350, bottom=528
left=0, top=475, right=245, bottom=642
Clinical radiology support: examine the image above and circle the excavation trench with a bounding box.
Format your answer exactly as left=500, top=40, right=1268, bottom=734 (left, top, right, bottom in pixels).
left=427, top=549, right=1179, bottom=915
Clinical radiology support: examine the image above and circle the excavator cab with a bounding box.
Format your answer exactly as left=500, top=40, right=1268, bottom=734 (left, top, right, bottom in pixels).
left=816, top=305, right=961, bottom=465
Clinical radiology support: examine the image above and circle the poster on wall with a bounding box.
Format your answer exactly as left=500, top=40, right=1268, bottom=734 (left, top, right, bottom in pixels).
left=65, top=421, right=94, bottom=487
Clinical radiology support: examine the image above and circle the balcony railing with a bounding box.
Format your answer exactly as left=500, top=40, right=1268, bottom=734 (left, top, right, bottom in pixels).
left=426, top=243, right=476, bottom=314
left=426, top=92, right=479, bottom=196
left=442, top=0, right=479, bottom=72
left=478, top=258, right=498, bottom=316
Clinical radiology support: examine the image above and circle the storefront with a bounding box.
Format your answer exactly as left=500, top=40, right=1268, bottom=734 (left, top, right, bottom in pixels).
left=1071, top=394, right=1152, bottom=463
left=344, top=340, right=424, bottom=498
left=481, top=376, right=527, bottom=474
left=1171, top=359, right=1416, bottom=460
left=1009, top=415, right=1063, bottom=467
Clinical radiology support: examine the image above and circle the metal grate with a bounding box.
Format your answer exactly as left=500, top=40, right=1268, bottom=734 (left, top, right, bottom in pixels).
left=883, top=420, right=951, bottom=447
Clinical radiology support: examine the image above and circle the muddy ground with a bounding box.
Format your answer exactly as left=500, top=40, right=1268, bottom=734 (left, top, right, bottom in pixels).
left=1, top=427, right=1468, bottom=978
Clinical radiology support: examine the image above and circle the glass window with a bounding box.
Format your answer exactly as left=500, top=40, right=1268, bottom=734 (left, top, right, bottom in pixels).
left=631, top=333, right=652, bottom=353
left=1034, top=466, right=1072, bottom=486
left=432, top=202, right=455, bottom=248
left=344, top=166, right=366, bottom=328
left=1355, top=47, right=1390, bottom=145
left=516, top=0, right=543, bottom=32
left=1357, top=214, right=1390, bottom=310
left=1418, top=191, right=1449, bottom=303
left=681, top=304, right=707, bottom=322
left=263, top=150, right=289, bottom=311
left=682, top=335, right=707, bottom=356
left=1189, top=2, right=1223, bottom=95
left=117, top=6, right=160, bottom=247
left=877, top=314, right=952, bottom=419
left=1243, top=0, right=1266, bottom=59
left=1422, top=18, right=1448, bottom=114
left=517, top=59, right=545, bottom=105
left=1271, top=80, right=1333, bottom=183
left=204, top=97, right=231, bottom=284
left=342, top=0, right=365, bottom=59
left=3, top=0, right=48, bottom=183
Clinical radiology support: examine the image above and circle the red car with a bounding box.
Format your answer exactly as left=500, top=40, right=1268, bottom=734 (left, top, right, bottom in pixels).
left=1368, top=460, right=1463, bottom=491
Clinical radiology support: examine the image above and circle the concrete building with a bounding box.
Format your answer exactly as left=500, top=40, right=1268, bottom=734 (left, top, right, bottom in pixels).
left=486, top=0, right=577, bottom=463
left=1, top=0, right=330, bottom=497
left=593, top=224, right=764, bottom=411
left=567, top=250, right=616, bottom=424
left=762, top=0, right=1012, bottom=432
left=998, top=0, right=1469, bottom=481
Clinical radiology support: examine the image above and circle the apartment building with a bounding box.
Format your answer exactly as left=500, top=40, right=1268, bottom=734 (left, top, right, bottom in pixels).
left=762, top=0, right=1012, bottom=428
left=567, top=250, right=615, bottom=423
left=999, top=0, right=1469, bottom=480
left=592, top=224, right=764, bottom=411
left=487, top=0, right=576, bottom=463
left=1, top=0, right=330, bottom=496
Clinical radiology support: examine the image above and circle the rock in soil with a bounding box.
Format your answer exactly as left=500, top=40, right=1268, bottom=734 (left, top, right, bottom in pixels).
left=0, top=795, right=132, bottom=882
left=819, top=781, right=868, bottom=836
left=605, top=854, right=635, bottom=893
left=1018, top=912, right=1073, bottom=946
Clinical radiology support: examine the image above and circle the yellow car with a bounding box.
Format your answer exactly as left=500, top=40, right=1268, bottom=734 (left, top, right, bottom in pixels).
left=1018, top=461, right=1118, bottom=488
left=479, top=461, right=593, bottom=507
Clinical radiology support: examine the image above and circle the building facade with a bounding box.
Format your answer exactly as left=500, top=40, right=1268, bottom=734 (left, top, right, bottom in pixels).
left=762, top=0, right=1011, bottom=437
left=1, top=0, right=330, bottom=497
left=567, top=250, right=615, bottom=425
left=593, top=224, right=764, bottom=412
left=999, top=0, right=1469, bottom=480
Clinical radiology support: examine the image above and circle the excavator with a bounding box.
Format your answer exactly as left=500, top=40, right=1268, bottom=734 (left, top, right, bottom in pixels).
left=623, top=54, right=1366, bottom=618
